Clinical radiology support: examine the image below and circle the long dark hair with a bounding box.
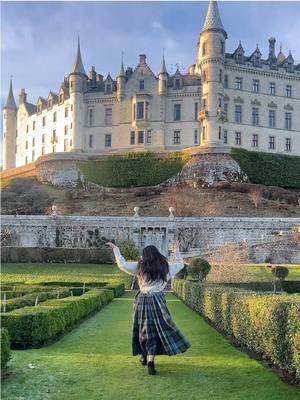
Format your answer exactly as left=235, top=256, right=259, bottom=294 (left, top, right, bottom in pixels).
left=137, top=245, right=169, bottom=283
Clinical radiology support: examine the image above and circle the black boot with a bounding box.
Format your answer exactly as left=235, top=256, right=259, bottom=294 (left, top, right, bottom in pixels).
left=147, top=361, right=157, bottom=375
left=139, top=354, right=147, bottom=366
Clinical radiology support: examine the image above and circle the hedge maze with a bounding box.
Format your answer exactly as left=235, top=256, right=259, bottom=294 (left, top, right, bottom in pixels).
left=1, top=280, right=125, bottom=351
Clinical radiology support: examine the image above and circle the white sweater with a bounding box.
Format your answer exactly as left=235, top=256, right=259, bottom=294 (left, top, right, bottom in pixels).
left=112, top=247, right=185, bottom=293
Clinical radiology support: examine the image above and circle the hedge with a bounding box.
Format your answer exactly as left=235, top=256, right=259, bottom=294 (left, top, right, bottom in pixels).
left=0, top=289, right=71, bottom=312
left=172, top=279, right=300, bottom=379
left=78, top=151, right=186, bottom=188
left=1, top=246, right=113, bottom=264
left=1, top=328, right=11, bottom=369
left=231, top=148, right=300, bottom=189
left=219, top=281, right=300, bottom=293
left=1, top=288, right=117, bottom=348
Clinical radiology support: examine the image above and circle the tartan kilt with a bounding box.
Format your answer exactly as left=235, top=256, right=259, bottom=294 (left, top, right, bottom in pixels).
left=132, top=290, right=191, bottom=356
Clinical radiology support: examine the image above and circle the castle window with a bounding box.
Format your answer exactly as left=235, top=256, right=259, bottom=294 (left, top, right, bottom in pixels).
left=252, top=134, right=258, bottom=148
left=32, top=138, right=35, bottom=147
left=42, top=134, right=45, bottom=144
left=223, top=129, right=228, bottom=144
left=269, top=136, right=275, bottom=150
left=48, top=99, right=52, bottom=108
left=59, top=93, right=64, bottom=103
left=65, top=107, right=68, bottom=118
left=163, top=80, right=167, bottom=89
left=235, top=105, right=242, bottom=123
left=202, top=126, right=206, bottom=141
left=224, top=75, right=228, bottom=88
left=70, top=81, right=74, bottom=89
left=146, top=130, right=152, bottom=144
left=194, top=102, right=198, bottom=120
left=38, top=104, right=42, bottom=113
left=88, top=108, right=93, bottom=127
left=269, top=82, right=276, bottom=95
left=64, top=125, right=68, bottom=135
left=218, top=126, right=222, bottom=140
left=173, top=130, right=180, bottom=144
left=26, top=125, right=29, bottom=133
left=105, top=83, right=112, bottom=94
left=235, top=131, right=242, bottom=145
left=235, top=77, right=242, bottom=90
left=252, top=108, right=259, bottom=126
left=224, top=103, right=228, bottom=119
left=269, top=110, right=276, bottom=128
left=202, top=98, right=207, bottom=109
left=105, top=134, right=112, bottom=147
left=42, top=116, right=46, bottom=127
left=32, top=150, right=35, bottom=161
left=174, top=79, right=181, bottom=90
left=70, top=122, right=73, bottom=129
left=221, top=41, right=225, bottom=55
left=70, top=139, right=73, bottom=147
left=33, top=121, right=36, bottom=130
left=253, top=80, right=259, bottom=93
left=286, top=63, right=293, bottom=73
left=25, top=156, right=28, bottom=164
left=174, top=104, right=181, bottom=121
left=71, top=104, right=73, bottom=111
left=130, top=131, right=135, bottom=145
left=285, top=138, right=291, bottom=152
left=139, top=80, right=145, bottom=90
left=53, top=112, right=57, bottom=123
left=194, top=129, right=198, bottom=144
left=202, top=71, right=207, bottom=83
left=219, top=69, right=222, bottom=83
left=138, top=131, right=144, bottom=144
left=25, top=140, right=28, bottom=149
left=286, top=85, right=292, bottom=97
left=218, top=98, right=222, bottom=108
left=89, top=134, right=93, bottom=148
left=52, top=145, right=56, bottom=153
left=64, top=139, right=68, bottom=152
left=105, top=108, right=112, bottom=125
left=202, top=42, right=207, bottom=56
left=285, top=112, right=292, bottom=130
left=136, top=102, right=144, bottom=119
left=42, top=146, right=45, bottom=155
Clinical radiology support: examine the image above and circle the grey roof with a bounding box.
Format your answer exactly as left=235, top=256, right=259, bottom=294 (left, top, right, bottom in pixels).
left=24, top=102, right=37, bottom=115
left=71, top=37, right=86, bottom=75
left=4, top=79, right=17, bottom=110
left=202, top=1, right=226, bottom=35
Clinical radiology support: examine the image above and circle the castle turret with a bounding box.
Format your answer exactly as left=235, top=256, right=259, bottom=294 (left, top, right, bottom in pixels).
left=158, top=55, right=168, bottom=95
left=117, top=56, right=125, bottom=101
left=197, top=0, right=227, bottom=147
left=68, top=36, right=88, bottom=151
left=2, top=78, right=17, bottom=170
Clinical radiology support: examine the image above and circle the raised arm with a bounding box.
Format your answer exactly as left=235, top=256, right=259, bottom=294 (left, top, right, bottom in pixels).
left=168, top=241, right=185, bottom=278
left=107, top=243, right=138, bottom=276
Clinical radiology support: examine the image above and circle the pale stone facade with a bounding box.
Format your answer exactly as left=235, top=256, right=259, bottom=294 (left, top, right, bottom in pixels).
left=2, top=1, right=300, bottom=171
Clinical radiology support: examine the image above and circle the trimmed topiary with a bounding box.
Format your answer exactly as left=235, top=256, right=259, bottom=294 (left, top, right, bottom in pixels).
left=187, top=257, right=211, bottom=281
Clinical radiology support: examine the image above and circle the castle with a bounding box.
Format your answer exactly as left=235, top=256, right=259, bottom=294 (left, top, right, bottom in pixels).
left=2, top=1, right=300, bottom=171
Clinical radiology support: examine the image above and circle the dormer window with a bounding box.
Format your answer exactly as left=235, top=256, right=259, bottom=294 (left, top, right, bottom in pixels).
left=48, top=99, right=52, bottom=108
left=133, top=101, right=149, bottom=121
left=38, top=104, right=42, bottom=113
left=202, top=42, right=207, bottom=56
left=59, top=93, right=64, bottom=103
left=174, top=79, right=181, bottom=90
left=286, top=63, right=293, bottom=73
left=137, top=102, right=144, bottom=119
left=105, top=83, right=112, bottom=94
left=139, top=80, right=145, bottom=90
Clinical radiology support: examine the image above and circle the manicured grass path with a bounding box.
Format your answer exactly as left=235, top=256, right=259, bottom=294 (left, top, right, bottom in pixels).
left=2, top=291, right=299, bottom=400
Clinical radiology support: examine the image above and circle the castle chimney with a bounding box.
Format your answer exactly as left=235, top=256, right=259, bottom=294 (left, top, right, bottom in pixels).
left=19, top=88, right=27, bottom=104
left=139, top=54, right=146, bottom=64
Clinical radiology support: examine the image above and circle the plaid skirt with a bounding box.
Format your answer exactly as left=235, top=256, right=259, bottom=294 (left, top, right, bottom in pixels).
left=132, top=290, right=191, bottom=356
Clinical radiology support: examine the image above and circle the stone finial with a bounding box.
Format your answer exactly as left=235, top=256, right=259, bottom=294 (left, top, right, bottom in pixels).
left=51, top=204, right=58, bottom=216
left=168, top=207, right=175, bottom=218
left=133, top=206, right=140, bottom=217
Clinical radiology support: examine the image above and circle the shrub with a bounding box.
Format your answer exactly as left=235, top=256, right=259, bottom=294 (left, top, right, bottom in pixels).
left=172, top=279, right=300, bottom=379
left=272, top=266, right=289, bottom=281
left=282, top=281, right=300, bottom=294
left=187, top=257, right=211, bottom=281
left=1, top=288, right=118, bottom=348
left=231, top=148, right=300, bottom=189
left=175, top=264, right=188, bottom=279
left=1, top=328, right=11, bottom=369
left=78, top=151, right=186, bottom=188
left=117, top=240, right=140, bottom=261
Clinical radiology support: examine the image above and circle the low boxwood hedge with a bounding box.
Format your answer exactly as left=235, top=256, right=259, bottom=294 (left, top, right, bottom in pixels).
left=1, top=328, right=11, bottom=369
left=1, top=288, right=118, bottom=348
left=172, top=279, right=300, bottom=379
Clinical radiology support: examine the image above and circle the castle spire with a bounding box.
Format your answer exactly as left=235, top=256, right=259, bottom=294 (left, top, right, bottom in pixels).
left=201, top=1, right=226, bottom=37
left=4, top=77, right=17, bottom=110
left=118, top=52, right=125, bottom=77
left=71, top=36, right=86, bottom=75
left=159, top=53, right=168, bottom=74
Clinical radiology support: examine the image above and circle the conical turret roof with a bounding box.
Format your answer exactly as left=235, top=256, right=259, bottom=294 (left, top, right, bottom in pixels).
left=159, top=55, right=168, bottom=74
left=201, top=1, right=226, bottom=36
left=4, top=78, right=17, bottom=110
left=71, top=36, right=86, bottom=75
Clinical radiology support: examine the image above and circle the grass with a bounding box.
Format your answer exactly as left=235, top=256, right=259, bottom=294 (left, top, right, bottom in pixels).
left=2, top=291, right=299, bottom=400
left=1, top=263, right=133, bottom=289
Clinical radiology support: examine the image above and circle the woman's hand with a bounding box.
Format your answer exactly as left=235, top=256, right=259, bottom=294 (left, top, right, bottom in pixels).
left=172, top=240, right=180, bottom=251
left=106, top=242, right=118, bottom=250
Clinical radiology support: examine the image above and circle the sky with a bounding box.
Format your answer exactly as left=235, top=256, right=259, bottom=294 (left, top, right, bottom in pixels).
left=1, top=1, right=300, bottom=113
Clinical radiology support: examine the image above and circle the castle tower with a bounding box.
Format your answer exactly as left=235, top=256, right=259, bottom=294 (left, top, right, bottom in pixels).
left=197, top=0, right=227, bottom=147
left=158, top=55, right=168, bottom=96
left=2, top=78, right=17, bottom=170
left=117, top=56, right=125, bottom=101
left=68, top=36, right=88, bottom=151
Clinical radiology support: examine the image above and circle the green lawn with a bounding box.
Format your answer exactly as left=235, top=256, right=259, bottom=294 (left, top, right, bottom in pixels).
left=2, top=291, right=299, bottom=400
left=1, top=263, right=132, bottom=289
left=246, top=264, right=300, bottom=282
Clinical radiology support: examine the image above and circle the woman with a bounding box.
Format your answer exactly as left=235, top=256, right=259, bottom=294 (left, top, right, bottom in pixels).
left=106, top=240, right=191, bottom=376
